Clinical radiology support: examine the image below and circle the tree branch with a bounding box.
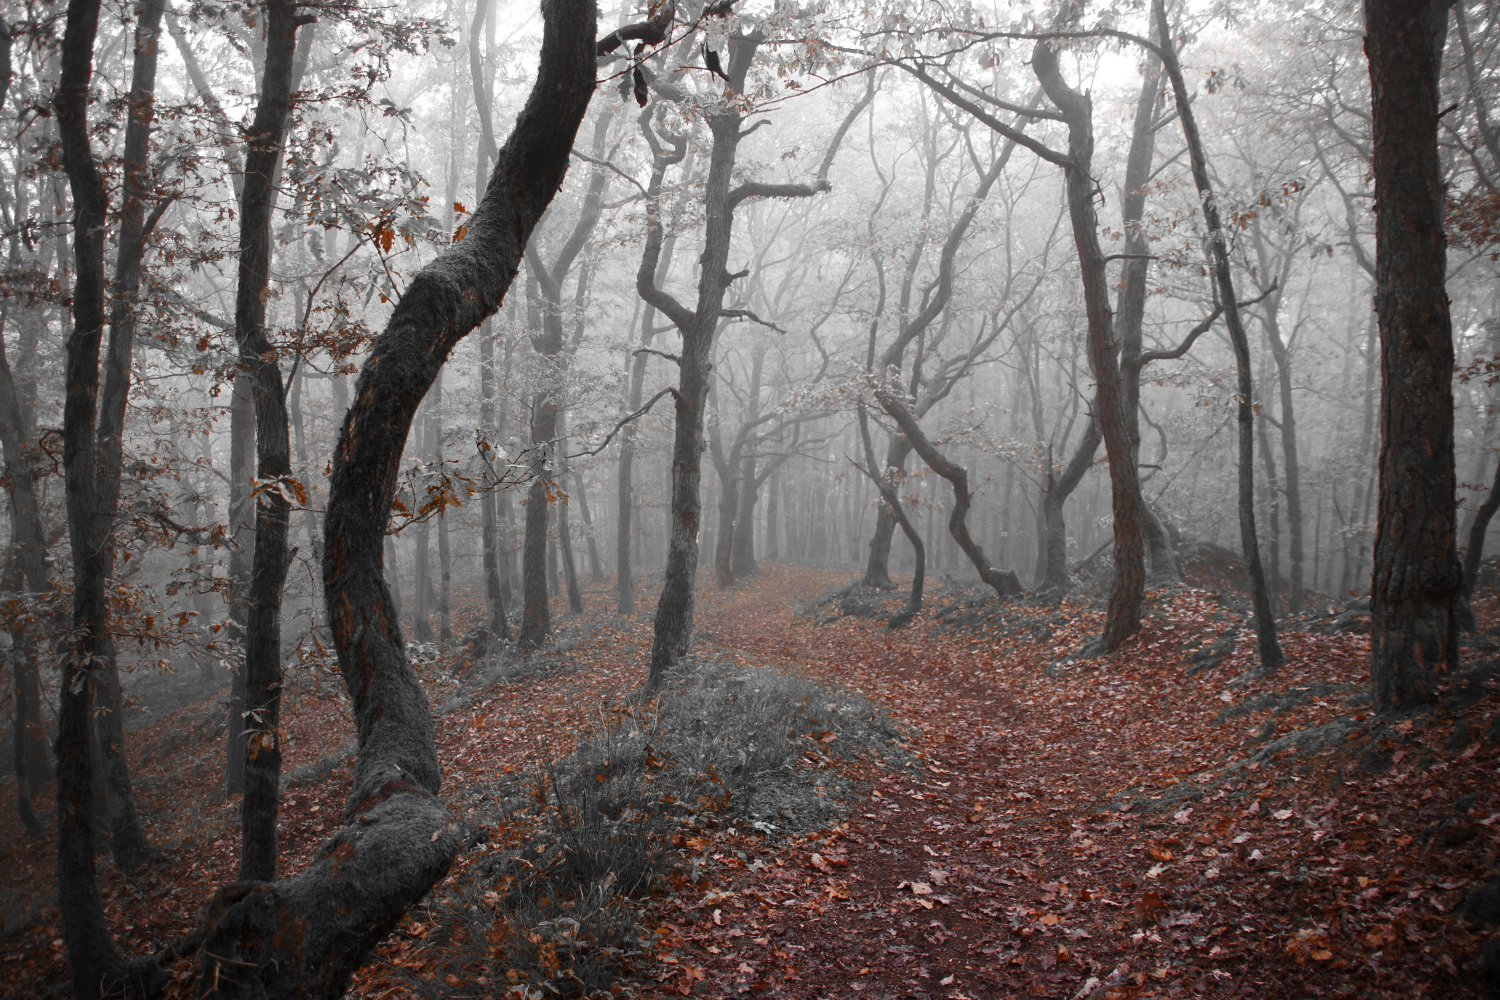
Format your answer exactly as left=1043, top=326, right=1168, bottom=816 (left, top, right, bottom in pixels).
left=569, top=386, right=677, bottom=459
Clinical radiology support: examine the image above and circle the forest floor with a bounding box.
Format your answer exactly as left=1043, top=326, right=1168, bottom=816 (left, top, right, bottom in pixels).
left=1, top=563, right=1498, bottom=998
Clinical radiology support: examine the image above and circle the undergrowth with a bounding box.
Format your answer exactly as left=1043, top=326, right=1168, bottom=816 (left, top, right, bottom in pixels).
left=398, top=658, right=900, bottom=998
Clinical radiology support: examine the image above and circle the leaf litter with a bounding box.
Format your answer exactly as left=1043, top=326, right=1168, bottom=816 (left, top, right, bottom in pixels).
left=0, top=567, right=1494, bottom=999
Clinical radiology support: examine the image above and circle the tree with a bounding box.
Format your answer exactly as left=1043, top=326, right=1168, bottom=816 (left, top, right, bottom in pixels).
left=0, top=18, right=54, bottom=837
left=54, top=0, right=172, bottom=988
left=637, top=13, right=850, bottom=683
left=518, top=104, right=616, bottom=648
left=1364, top=0, right=1463, bottom=711
left=1031, top=37, right=1147, bottom=648
left=233, top=0, right=303, bottom=885
left=1151, top=0, right=1284, bottom=670
left=195, top=1, right=605, bottom=988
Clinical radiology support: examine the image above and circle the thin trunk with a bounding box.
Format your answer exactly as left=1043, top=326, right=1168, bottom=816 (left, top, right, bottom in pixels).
left=432, top=375, right=453, bottom=646
left=1257, top=398, right=1283, bottom=611
left=879, top=395, right=1020, bottom=599
left=571, top=470, right=603, bottom=581
left=641, top=30, right=845, bottom=681
left=519, top=475, right=552, bottom=649
left=618, top=139, right=687, bottom=616
left=1038, top=419, right=1101, bottom=593
left=1462, top=452, right=1500, bottom=603
left=862, top=437, right=912, bottom=588
left=470, top=0, right=508, bottom=648
left=731, top=458, right=758, bottom=578
left=236, top=0, right=301, bottom=883
left=477, top=320, right=510, bottom=644
left=1154, top=0, right=1283, bottom=669
left=766, top=469, right=780, bottom=559
left=556, top=413, right=583, bottom=613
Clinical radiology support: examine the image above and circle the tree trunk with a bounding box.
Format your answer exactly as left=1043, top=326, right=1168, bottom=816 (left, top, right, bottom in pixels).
left=879, top=395, right=1021, bottom=600
left=1463, top=451, right=1500, bottom=604
left=235, top=0, right=301, bottom=885
left=519, top=474, right=552, bottom=650
left=556, top=414, right=584, bottom=614
left=54, top=0, right=170, bottom=989
left=0, top=331, right=53, bottom=836
left=196, top=4, right=599, bottom=995
left=1154, top=0, right=1283, bottom=670
left=862, top=436, right=912, bottom=588
left=858, top=406, right=924, bottom=623
left=641, top=29, right=836, bottom=682
left=433, top=375, right=454, bottom=646
left=731, top=458, right=759, bottom=578
left=470, top=0, right=509, bottom=649
left=226, top=361, right=255, bottom=797
left=1034, top=40, right=1145, bottom=651
left=571, top=470, right=604, bottom=581
left=617, top=134, right=687, bottom=617
left=1364, top=0, right=1463, bottom=710
left=1037, top=418, right=1101, bottom=593
left=477, top=319, right=510, bottom=645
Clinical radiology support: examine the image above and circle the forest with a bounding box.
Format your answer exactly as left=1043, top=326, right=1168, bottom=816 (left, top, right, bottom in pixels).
left=0, top=0, right=1496, bottom=996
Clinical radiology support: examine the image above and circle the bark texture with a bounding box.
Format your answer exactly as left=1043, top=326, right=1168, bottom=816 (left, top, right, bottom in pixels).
left=1364, top=0, right=1462, bottom=710
left=235, top=0, right=300, bottom=884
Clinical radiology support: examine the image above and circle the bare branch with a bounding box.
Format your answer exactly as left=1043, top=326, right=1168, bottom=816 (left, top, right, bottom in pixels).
left=569, top=386, right=677, bottom=459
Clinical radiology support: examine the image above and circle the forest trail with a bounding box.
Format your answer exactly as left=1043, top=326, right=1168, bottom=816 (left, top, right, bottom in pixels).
left=623, top=566, right=1495, bottom=999
left=1, top=565, right=1495, bottom=999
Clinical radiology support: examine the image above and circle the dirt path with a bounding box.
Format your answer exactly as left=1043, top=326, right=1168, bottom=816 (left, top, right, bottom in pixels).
left=656, top=567, right=1495, bottom=999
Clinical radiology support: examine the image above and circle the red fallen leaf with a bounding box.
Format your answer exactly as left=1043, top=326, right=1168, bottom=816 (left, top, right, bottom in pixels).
left=810, top=852, right=834, bottom=874
left=1135, top=892, right=1168, bottom=919
left=1149, top=844, right=1175, bottom=862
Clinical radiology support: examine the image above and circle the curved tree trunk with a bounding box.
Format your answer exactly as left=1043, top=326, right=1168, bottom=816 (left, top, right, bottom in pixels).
left=617, top=126, right=688, bottom=616
left=879, top=394, right=1021, bottom=600
left=195, top=6, right=599, bottom=995
left=641, top=28, right=839, bottom=683
left=1115, top=55, right=1180, bottom=591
